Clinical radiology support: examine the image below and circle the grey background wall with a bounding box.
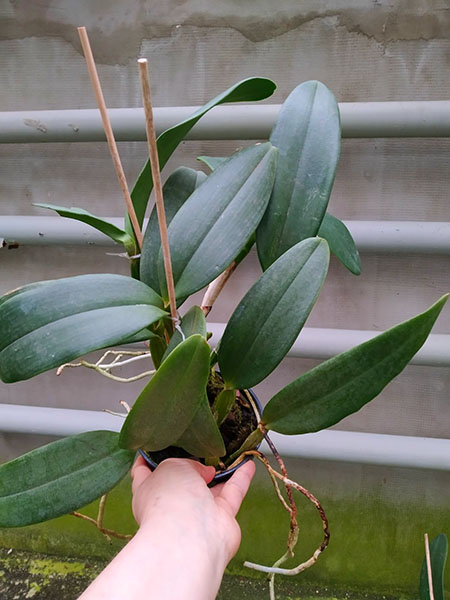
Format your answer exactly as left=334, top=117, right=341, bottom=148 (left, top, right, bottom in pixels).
left=0, top=1, right=449, bottom=590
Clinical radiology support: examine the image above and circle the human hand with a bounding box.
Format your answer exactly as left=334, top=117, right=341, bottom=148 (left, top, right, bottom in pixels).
left=131, top=456, right=255, bottom=568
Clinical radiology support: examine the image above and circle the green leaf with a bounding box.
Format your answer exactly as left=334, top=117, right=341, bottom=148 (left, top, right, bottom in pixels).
left=213, top=388, right=236, bottom=426
left=126, top=77, right=277, bottom=238
left=119, top=334, right=211, bottom=451
left=262, top=295, right=448, bottom=434
left=176, top=394, right=226, bottom=458
left=0, top=431, right=134, bottom=527
left=420, top=534, right=448, bottom=600
left=156, top=142, right=278, bottom=300
left=0, top=274, right=166, bottom=383
left=257, top=81, right=341, bottom=270
left=197, top=156, right=229, bottom=171
left=140, top=167, right=206, bottom=292
left=35, top=202, right=136, bottom=255
left=162, top=305, right=207, bottom=361
left=318, top=213, right=361, bottom=275
left=218, top=237, right=330, bottom=389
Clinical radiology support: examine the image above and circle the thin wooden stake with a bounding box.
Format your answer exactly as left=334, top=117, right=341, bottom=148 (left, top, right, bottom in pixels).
left=138, top=57, right=177, bottom=322
left=424, top=533, right=435, bottom=600
left=77, top=27, right=143, bottom=249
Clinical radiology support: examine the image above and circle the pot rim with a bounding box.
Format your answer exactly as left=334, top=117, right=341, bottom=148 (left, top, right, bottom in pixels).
left=139, top=387, right=262, bottom=484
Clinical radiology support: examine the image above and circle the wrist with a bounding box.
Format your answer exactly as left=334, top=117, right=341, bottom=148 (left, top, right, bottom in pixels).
left=136, top=516, right=228, bottom=598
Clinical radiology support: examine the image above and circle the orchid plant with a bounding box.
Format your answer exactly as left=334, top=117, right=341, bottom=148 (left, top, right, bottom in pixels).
left=0, top=76, right=447, bottom=596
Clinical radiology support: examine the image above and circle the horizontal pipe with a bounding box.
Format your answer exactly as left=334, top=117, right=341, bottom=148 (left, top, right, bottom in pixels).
left=1, top=101, right=450, bottom=143
left=207, top=324, right=450, bottom=367
left=0, top=403, right=448, bottom=471
left=2, top=217, right=450, bottom=254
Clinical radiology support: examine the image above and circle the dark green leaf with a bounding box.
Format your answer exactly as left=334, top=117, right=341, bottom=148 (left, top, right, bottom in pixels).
left=176, top=394, right=226, bottom=458
left=197, top=156, right=229, bottom=171
left=162, top=306, right=207, bottom=361
left=140, top=167, right=207, bottom=292
left=0, top=431, right=134, bottom=527
left=262, top=295, right=448, bottom=434
left=156, top=142, right=277, bottom=300
left=35, top=203, right=136, bottom=255
left=420, top=534, right=448, bottom=600
left=218, top=237, right=330, bottom=389
left=0, top=274, right=166, bottom=382
left=318, top=213, right=361, bottom=275
left=119, top=334, right=211, bottom=451
left=257, top=81, right=341, bottom=270
left=126, top=77, right=277, bottom=238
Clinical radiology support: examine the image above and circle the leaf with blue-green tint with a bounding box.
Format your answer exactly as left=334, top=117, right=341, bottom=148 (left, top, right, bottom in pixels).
left=420, top=534, right=448, bottom=600
left=126, top=77, right=277, bottom=238
left=218, top=237, right=330, bottom=389
left=318, top=213, right=361, bottom=275
left=35, top=202, right=136, bottom=255
left=162, top=305, right=207, bottom=361
left=155, top=142, right=277, bottom=301
left=176, top=394, right=226, bottom=458
left=140, top=167, right=206, bottom=292
left=197, top=156, right=229, bottom=171
left=257, top=81, right=341, bottom=270
left=0, top=274, right=166, bottom=383
left=119, top=335, right=210, bottom=451
left=262, top=295, right=448, bottom=434
left=0, top=431, right=134, bottom=527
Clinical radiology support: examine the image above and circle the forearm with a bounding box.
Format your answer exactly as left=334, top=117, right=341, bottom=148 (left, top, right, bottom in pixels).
left=78, top=519, right=227, bottom=600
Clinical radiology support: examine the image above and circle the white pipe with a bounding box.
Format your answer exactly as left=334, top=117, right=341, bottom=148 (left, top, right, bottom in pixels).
left=1, top=101, right=450, bottom=143
left=207, top=324, right=450, bottom=368
left=262, top=430, right=450, bottom=471
left=2, top=217, right=450, bottom=254
left=0, top=403, right=448, bottom=471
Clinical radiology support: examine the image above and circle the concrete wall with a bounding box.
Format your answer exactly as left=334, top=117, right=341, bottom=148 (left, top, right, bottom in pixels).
left=0, top=1, right=449, bottom=593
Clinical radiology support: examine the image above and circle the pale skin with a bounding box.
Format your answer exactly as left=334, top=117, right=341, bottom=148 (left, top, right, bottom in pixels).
left=78, top=456, right=256, bottom=600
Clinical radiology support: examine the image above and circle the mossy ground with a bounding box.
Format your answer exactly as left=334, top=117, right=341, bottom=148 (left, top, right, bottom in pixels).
left=0, top=457, right=448, bottom=597
left=0, top=548, right=412, bottom=600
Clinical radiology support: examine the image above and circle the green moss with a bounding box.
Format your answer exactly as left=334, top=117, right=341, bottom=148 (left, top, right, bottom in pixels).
left=0, top=458, right=448, bottom=595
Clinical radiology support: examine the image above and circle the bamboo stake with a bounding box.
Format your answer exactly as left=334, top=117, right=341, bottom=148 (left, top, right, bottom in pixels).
left=424, top=533, right=435, bottom=600
left=137, top=57, right=177, bottom=322
left=77, top=27, right=143, bottom=249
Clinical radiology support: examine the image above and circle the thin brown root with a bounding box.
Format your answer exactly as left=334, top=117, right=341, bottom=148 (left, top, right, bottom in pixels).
left=71, top=493, right=133, bottom=543
left=239, top=450, right=329, bottom=577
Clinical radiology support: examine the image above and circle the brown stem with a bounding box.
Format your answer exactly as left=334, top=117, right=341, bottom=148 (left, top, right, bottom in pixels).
left=424, top=533, right=435, bottom=600
left=201, top=261, right=237, bottom=317
left=77, top=27, right=143, bottom=249
left=138, top=58, right=177, bottom=322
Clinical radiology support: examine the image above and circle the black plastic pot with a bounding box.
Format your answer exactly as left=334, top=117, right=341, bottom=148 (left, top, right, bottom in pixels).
left=139, top=387, right=262, bottom=485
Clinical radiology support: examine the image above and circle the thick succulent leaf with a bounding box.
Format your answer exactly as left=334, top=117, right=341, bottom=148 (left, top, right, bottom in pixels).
left=176, top=394, right=226, bottom=458
left=257, top=81, right=341, bottom=270
left=318, top=213, right=361, bottom=275
left=156, top=142, right=278, bottom=300
left=420, top=534, right=447, bottom=600
left=126, top=77, right=277, bottom=237
left=214, top=388, right=236, bottom=426
left=35, top=202, right=136, bottom=255
left=140, top=167, right=206, bottom=292
left=218, top=237, right=330, bottom=389
left=262, top=295, right=448, bottom=434
left=0, top=431, right=134, bottom=527
left=119, top=334, right=211, bottom=451
left=162, top=305, right=207, bottom=361
left=0, top=274, right=166, bottom=383
left=197, top=156, right=229, bottom=171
